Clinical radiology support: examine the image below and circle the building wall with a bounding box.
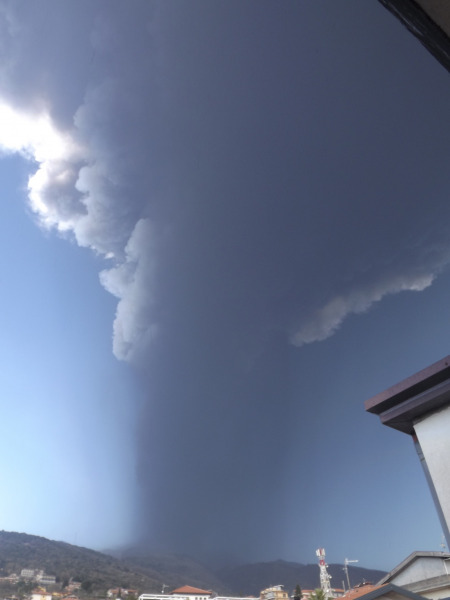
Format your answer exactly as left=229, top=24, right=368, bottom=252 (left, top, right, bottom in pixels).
left=260, top=586, right=289, bottom=600
left=402, top=575, right=450, bottom=600
left=31, top=593, right=52, bottom=600
left=139, top=594, right=211, bottom=600
left=215, top=597, right=256, bottom=600
left=413, top=585, right=450, bottom=600
left=414, top=405, right=450, bottom=544
left=386, top=557, right=450, bottom=600
left=389, top=557, right=450, bottom=585
left=20, top=569, right=36, bottom=579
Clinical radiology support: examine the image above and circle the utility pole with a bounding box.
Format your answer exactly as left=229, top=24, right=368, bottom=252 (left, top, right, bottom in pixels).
left=343, top=559, right=358, bottom=591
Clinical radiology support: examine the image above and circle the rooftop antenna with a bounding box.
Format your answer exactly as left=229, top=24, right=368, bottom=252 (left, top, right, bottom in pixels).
left=343, top=559, right=358, bottom=591
left=316, top=548, right=333, bottom=599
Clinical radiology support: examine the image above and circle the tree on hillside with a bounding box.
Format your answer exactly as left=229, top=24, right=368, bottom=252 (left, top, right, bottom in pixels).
left=16, top=580, right=34, bottom=599
left=294, top=585, right=302, bottom=600
left=81, top=580, right=93, bottom=592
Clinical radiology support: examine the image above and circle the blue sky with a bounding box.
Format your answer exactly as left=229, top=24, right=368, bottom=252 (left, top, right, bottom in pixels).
left=0, top=155, right=137, bottom=549
left=0, top=0, right=449, bottom=574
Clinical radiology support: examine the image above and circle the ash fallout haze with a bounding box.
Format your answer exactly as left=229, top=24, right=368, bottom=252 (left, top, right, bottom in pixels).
left=0, top=0, right=449, bottom=572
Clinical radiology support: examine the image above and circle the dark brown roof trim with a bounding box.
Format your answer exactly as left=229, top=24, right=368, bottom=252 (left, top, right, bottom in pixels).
left=378, top=0, right=450, bottom=72
left=365, top=356, right=450, bottom=434
left=365, top=356, right=450, bottom=415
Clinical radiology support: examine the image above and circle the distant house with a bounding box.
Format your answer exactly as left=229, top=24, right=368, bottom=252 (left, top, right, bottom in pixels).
left=66, top=581, right=81, bottom=593
left=214, top=596, right=256, bottom=600
left=21, top=569, right=37, bottom=580
left=31, top=592, right=52, bottom=600
left=377, top=551, right=450, bottom=600
left=260, top=586, right=289, bottom=600
left=0, top=574, right=19, bottom=584
left=19, top=569, right=55, bottom=585
left=138, top=593, right=170, bottom=600
left=139, top=586, right=213, bottom=600
left=171, top=587, right=213, bottom=600
left=108, top=589, right=138, bottom=598
left=37, top=575, right=56, bottom=586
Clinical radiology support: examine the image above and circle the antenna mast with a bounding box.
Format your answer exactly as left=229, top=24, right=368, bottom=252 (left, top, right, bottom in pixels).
left=343, top=558, right=358, bottom=591
left=316, top=548, right=333, bottom=599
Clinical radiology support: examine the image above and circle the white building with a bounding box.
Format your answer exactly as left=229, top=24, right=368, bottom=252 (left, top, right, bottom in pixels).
left=140, top=586, right=213, bottom=600
left=214, top=597, right=255, bottom=600
left=37, top=574, right=56, bottom=585
left=261, top=587, right=288, bottom=600
left=32, top=593, right=52, bottom=600
left=377, top=551, right=450, bottom=600
left=20, top=569, right=37, bottom=580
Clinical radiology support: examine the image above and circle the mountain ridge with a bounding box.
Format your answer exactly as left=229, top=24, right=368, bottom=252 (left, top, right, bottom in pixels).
left=0, top=531, right=386, bottom=596
left=216, top=559, right=386, bottom=596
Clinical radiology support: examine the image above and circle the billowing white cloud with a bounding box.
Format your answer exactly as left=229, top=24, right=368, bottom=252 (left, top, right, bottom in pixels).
left=1, top=0, right=449, bottom=371
left=0, top=95, right=135, bottom=255
left=291, top=271, right=435, bottom=346
left=100, top=218, right=159, bottom=362
left=0, top=101, right=86, bottom=229
left=0, top=2, right=160, bottom=363
left=2, top=0, right=450, bottom=564
left=0, top=89, right=158, bottom=360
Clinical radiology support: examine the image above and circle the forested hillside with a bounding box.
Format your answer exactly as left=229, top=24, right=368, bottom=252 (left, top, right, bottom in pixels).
left=0, top=531, right=160, bottom=593
left=0, top=531, right=385, bottom=597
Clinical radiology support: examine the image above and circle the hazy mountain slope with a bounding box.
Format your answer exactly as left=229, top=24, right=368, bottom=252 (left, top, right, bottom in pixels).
left=117, top=553, right=231, bottom=594
left=0, top=531, right=385, bottom=597
left=0, top=531, right=160, bottom=592
left=0, top=532, right=229, bottom=594
left=216, top=560, right=386, bottom=596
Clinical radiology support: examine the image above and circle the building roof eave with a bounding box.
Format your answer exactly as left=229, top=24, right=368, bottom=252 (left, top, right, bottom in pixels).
left=377, top=551, right=450, bottom=584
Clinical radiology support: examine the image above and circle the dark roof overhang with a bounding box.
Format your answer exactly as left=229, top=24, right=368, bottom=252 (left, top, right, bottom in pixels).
left=365, top=356, right=450, bottom=434
left=378, top=0, right=450, bottom=72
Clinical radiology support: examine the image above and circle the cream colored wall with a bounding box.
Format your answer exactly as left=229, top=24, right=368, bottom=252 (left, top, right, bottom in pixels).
left=415, top=586, right=450, bottom=600
left=391, top=557, right=449, bottom=585
left=414, top=405, right=450, bottom=544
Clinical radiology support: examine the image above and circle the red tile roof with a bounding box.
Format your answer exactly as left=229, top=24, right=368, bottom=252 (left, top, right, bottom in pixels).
left=171, top=587, right=212, bottom=596
left=340, top=584, right=385, bottom=600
